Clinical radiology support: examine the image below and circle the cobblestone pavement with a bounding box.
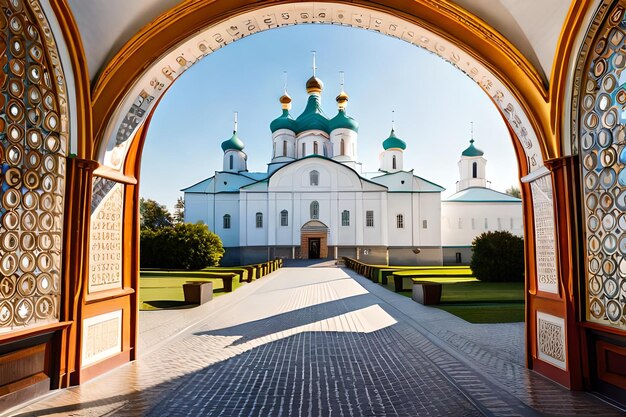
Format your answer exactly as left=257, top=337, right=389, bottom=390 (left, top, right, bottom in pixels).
left=7, top=265, right=624, bottom=417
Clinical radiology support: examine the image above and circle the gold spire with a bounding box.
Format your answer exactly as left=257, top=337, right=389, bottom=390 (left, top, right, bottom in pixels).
left=336, top=71, right=348, bottom=110
left=306, top=50, right=323, bottom=94
left=279, top=92, right=292, bottom=110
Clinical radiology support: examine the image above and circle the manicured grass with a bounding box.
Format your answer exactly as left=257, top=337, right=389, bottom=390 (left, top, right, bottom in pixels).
left=440, top=281, right=524, bottom=302
left=436, top=303, right=524, bottom=324
left=398, top=281, right=525, bottom=323
left=139, top=274, right=244, bottom=311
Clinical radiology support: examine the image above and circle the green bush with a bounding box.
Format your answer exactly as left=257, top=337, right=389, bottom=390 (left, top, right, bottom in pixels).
left=470, top=231, right=524, bottom=282
left=140, top=223, right=224, bottom=269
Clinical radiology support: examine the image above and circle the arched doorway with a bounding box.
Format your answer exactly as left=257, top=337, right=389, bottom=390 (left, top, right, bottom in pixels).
left=2, top=0, right=625, bottom=410
left=301, top=220, right=330, bottom=259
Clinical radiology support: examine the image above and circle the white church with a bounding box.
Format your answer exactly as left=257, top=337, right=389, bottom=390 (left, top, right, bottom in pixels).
left=183, top=72, right=522, bottom=266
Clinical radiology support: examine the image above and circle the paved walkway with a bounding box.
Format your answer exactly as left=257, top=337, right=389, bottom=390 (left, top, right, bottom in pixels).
left=6, top=264, right=624, bottom=416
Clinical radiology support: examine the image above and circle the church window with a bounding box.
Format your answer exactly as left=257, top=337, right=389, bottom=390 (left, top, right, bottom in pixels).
left=396, top=214, right=404, bottom=229
left=280, top=210, right=288, bottom=226
left=497, top=217, right=502, bottom=230
left=510, top=217, right=514, bottom=229
left=223, top=214, right=231, bottom=229
left=392, top=155, right=396, bottom=170
left=256, top=212, right=263, bottom=228
left=484, top=218, right=488, bottom=229
left=310, top=201, right=319, bottom=219
left=422, top=220, right=428, bottom=229
left=310, top=170, right=319, bottom=186
left=458, top=218, right=462, bottom=229
left=366, top=211, right=374, bottom=227
left=472, top=162, right=477, bottom=178
left=471, top=218, right=476, bottom=229
left=340, top=139, right=345, bottom=155
left=283, top=140, right=287, bottom=156
left=341, top=210, right=350, bottom=226
left=229, top=154, right=234, bottom=170
left=314, top=141, right=318, bottom=154
left=455, top=252, right=462, bottom=263
left=302, top=142, right=306, bottom=157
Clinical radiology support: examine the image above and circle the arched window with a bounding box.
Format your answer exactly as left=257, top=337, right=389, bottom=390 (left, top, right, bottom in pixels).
left=472, top=162, right=477, bottom=178
left=223, top=214, right=231, bottom=229
left=280, top=210, right=288, bottom=226
left=229, top=154, right=234, bottom=170
left=310, top=201, right=319, bottom=219
left=392, top=155, right=397, bottom=170
left=396, top=214, right=404, bottom=228
left=302, top=142, right=306, bottom=157
left=256, top=212, right=263, bottom=228
left=313, top=141, right=318, bottom=154
left=310, top=170, right=319, bottom=186
left=283, top=140, right=287, bottom=156
left=340, top=138, right=345, bottom=155
left=341, top=210, right=350, bottom=226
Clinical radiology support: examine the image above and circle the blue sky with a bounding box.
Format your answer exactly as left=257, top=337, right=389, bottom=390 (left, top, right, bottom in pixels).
left=141, top=24, right=519, bottom=210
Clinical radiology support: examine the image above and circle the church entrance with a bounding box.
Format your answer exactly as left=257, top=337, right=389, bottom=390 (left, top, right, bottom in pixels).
left=308, top=239, right=321, bottom=259
left=300, top=221, right=329, bottom=259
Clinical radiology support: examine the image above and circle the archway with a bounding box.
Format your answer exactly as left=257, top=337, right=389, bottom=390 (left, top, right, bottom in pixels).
left=86, top=0, right=572, bottom=389
left=3, top=0, right=626, bottom=410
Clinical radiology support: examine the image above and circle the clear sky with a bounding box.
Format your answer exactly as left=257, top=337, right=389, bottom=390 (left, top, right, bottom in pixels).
left=141, top=24, right=520, bottom=210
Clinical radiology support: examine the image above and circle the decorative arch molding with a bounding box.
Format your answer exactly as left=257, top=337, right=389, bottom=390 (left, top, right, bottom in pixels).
left=90, top=0, right=554, bottom=176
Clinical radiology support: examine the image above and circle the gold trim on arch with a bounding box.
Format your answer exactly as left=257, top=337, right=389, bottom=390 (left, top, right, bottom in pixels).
left=89, top=0, right=555, bottom=162
left=47, top=0, right=93, bottom=159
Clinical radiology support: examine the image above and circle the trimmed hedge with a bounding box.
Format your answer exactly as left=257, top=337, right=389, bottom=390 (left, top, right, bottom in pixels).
left=470, top=231, right=524, bottom=282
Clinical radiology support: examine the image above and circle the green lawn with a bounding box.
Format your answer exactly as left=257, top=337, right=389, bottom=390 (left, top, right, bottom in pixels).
left=399, top=281, right=525, bottom=323
left=139, top=274, right=244, bottom=310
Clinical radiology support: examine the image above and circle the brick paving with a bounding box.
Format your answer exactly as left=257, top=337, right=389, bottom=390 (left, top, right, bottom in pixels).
left=6, top=263, right=624, bottom=417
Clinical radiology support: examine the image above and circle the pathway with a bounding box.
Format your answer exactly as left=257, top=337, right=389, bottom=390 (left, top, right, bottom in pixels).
left=6, top=263, right=623, bottom=416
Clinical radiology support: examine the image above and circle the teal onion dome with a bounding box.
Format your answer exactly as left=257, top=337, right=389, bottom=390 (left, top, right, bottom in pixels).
left=270, top=109, right=296, bottom=133
left=221, top=131, right=245, bottom=152
left=329, top=109, right=359, bottom=132
left=382, top=129, right=406, bottom=150
left=295, top=94, right=330, bottom=133
left=461, top=139, right=484, bottom=157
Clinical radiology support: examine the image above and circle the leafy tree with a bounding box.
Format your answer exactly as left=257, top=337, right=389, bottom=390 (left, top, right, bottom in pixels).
left=470, top=231, right=524, bottom=282
left=173, top=197, right=185, bottom=224
left=140, top=198, right=172, bottom=230
left=140, top=223, right=224, bottom=269
left=505, top=186, right=521, bottom=199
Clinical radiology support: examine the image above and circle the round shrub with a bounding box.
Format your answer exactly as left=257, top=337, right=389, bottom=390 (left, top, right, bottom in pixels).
left=140, top=223, right=224, bottom=269
left=470, top=230, right=524, bottom=282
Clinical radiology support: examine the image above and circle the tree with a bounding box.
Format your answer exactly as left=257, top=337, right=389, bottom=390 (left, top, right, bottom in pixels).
left=470, top=231, right=524, bottom=282
left=173, top=197, right=185, bottom=224
left=505, top=185, right=521, bottom=199
left=140, top=198, right=172, bottom=229
left=140, top=222, right=224, bottom=269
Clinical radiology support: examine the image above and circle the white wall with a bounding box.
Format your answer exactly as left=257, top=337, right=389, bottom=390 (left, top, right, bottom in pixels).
left=441, top=201, right=523, bottom=246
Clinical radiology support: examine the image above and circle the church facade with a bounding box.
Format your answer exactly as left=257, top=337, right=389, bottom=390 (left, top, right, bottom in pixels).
left=183, top=74, right=445, bottom=265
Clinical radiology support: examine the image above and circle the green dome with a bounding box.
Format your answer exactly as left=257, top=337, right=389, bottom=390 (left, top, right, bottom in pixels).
left=461, top=139, right=484, bottom=157
left=221, top=131, right=245, bottom=151
left=329, top=109, right=359, bottom=132
left=295, top=94, right=330, bottom=133
left=382, top=129, right=406, bottom=150
left=270, top=109, right=296, bottom=133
